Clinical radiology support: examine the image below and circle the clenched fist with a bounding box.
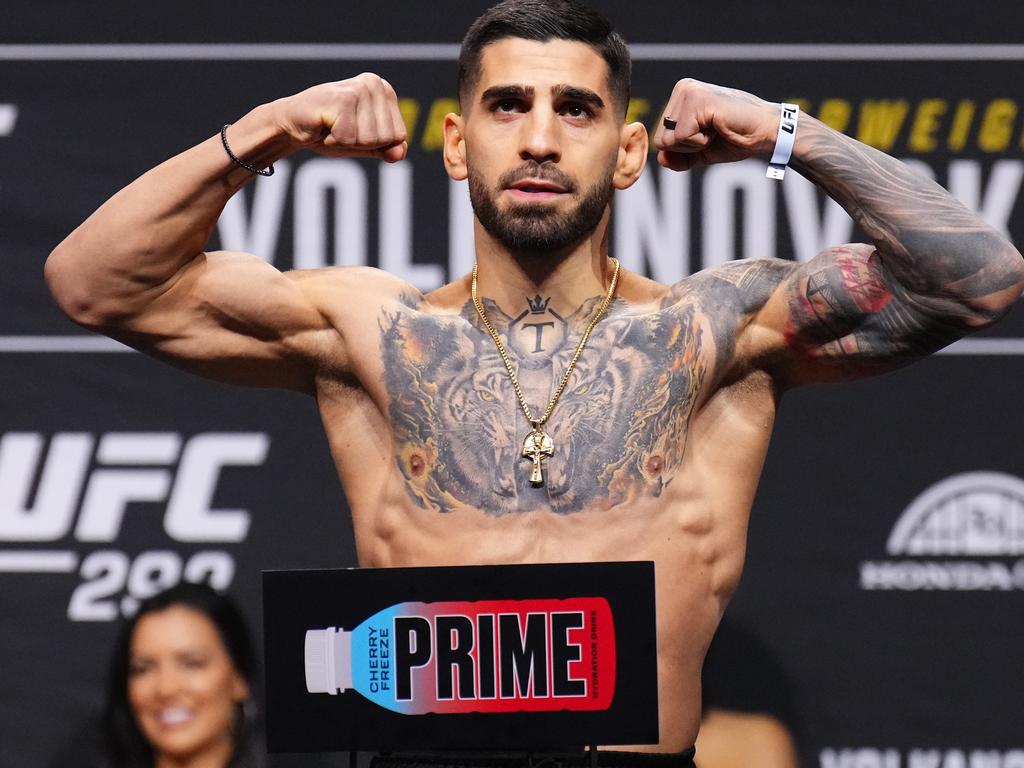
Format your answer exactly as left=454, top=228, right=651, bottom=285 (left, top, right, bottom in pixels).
left=272, top=73, right=408, bottom=162
left=653, top=79, right=782, bottom=172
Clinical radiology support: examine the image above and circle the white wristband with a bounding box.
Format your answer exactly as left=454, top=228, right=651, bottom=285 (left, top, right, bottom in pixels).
left=766, top=103, right=799, bottom=180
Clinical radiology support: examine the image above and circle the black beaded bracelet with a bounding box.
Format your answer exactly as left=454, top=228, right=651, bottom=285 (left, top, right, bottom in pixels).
left=220, top=123, right=274, bottom=177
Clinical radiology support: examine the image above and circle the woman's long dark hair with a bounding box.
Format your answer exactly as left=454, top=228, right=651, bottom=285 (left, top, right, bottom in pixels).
left=100, top=582, right=264, bottom=768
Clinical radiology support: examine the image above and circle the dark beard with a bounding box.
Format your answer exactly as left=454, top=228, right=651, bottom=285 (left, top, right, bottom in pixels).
left=468, top=161, right=615, bottom=254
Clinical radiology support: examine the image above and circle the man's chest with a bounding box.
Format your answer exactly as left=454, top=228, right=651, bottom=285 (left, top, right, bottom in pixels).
left=371, top=300, right=713, bottom=516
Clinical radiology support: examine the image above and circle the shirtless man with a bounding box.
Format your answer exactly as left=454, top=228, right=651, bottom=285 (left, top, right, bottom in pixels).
left=44, top=0, right=1023, bottom=760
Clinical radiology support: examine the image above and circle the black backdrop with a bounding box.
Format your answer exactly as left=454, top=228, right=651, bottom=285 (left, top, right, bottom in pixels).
left=3, top=2, right=1024, bottom=766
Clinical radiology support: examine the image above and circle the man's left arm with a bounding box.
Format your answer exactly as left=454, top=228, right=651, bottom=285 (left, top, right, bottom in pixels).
left=655, top=79, right=1024, bottom=385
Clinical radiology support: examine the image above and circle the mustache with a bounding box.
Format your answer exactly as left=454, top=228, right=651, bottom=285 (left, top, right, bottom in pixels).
left=498, top=163, right=577, bottom=193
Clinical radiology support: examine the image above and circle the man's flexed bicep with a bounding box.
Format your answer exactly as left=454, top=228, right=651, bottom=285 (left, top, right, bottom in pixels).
left=755, top=243, right=980, bottom=385
left=654, top=78, right=1024, bottom=386
left=45, top=72, right=407, bottom=391
left=100, top=251, right=332, bottom=392
left=767, top=111, right=1024, bottom=385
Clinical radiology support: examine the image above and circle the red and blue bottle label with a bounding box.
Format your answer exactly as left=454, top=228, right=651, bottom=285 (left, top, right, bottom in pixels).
left=348, top=597, right=615, bottom=714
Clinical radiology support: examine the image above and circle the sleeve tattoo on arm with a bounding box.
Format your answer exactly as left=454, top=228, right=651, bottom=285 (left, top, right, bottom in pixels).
left=783, top=245, right=968, bottom=373
left=780, top=119, right=1024, bottom=376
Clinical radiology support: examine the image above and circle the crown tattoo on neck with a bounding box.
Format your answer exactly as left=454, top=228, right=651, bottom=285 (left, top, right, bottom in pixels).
left=527, top=294, right=551, bottom=314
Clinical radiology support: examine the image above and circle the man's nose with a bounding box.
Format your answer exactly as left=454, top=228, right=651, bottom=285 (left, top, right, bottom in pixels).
left=518, top=109, right=561, bottom=164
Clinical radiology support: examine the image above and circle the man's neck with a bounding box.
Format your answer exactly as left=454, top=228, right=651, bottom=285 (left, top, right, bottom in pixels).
left=471, top=223, right=614, bottom=319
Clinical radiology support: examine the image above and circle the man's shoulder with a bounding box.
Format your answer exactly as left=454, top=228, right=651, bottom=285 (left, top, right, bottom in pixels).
left=654, top=258, right=797, bottom=378
left=286, top=265, right=425, bottom=309
left=665, top=257, right=794, bottom=314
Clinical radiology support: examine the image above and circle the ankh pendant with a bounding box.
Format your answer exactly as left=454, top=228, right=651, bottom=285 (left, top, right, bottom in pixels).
left=522, top=426, right=554, bottom=486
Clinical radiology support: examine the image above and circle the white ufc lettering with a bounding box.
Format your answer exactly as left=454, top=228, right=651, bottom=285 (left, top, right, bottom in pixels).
left=0, top=431, right=269, bottom=543
left=165, top=433, right=268, bottom=541
left=0, top=104, right=16, bottom=137
left=0, top=433, right=93, bottom=540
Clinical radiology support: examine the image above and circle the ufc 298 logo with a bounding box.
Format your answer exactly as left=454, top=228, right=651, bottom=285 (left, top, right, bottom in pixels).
left=0, top=431, right=269, bottom=621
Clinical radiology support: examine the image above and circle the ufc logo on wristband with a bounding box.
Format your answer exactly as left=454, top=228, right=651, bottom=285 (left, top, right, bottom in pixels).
left=767, top=103, right=799, bottom=180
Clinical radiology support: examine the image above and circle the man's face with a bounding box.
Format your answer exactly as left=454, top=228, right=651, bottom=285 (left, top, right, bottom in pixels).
left=459, top=38, right=624, bottom=254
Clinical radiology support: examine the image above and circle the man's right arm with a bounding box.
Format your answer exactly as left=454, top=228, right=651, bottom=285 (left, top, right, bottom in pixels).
left=44, top=74, right=408, bottom=392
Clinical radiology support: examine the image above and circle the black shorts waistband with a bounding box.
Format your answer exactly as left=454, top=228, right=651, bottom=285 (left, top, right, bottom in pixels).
left=370, top=748, right=697, bottom=768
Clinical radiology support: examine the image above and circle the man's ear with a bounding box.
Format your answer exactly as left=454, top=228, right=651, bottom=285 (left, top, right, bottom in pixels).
left=613, top=121, right=649, bottom=190
left=443, top=113, right=468, bottom=181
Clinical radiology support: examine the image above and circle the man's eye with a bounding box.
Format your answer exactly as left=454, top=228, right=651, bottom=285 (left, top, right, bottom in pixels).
left=563, top=104, right=592, bottom=119
left=495, top=100, right=519, bottom=112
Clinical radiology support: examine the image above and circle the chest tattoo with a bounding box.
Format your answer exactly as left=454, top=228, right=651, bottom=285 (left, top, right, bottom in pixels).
left=380, top=299, right=707, bottom=516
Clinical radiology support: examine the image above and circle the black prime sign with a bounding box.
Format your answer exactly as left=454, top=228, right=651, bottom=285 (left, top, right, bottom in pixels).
left=263, top=561, right=658, bottom=753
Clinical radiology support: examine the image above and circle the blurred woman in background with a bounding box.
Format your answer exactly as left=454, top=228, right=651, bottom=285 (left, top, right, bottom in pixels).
left=99, top=582, right=263, bottom=768
left=694, top=618, right=800, bottom=768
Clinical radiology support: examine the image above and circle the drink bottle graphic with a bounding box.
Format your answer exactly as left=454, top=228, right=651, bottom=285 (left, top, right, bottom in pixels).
left=304, top=597, right=616, bottom=714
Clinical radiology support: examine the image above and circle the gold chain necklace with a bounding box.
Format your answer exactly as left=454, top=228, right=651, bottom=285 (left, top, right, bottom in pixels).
left=471, top=258, right=620, bottom=486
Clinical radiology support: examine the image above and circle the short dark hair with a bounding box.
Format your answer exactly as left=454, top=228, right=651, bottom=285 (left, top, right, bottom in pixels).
left=457, top=0, right=631, bottom=117
left=100, top=582, right=263, bottom=768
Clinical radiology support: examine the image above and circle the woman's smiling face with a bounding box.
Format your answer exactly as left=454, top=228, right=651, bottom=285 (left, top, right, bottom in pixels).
left=127, top=604, right=249, bottom=766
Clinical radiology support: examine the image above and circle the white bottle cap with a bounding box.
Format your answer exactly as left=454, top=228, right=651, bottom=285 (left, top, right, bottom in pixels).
left=304, top=627, right=352, bottom=695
